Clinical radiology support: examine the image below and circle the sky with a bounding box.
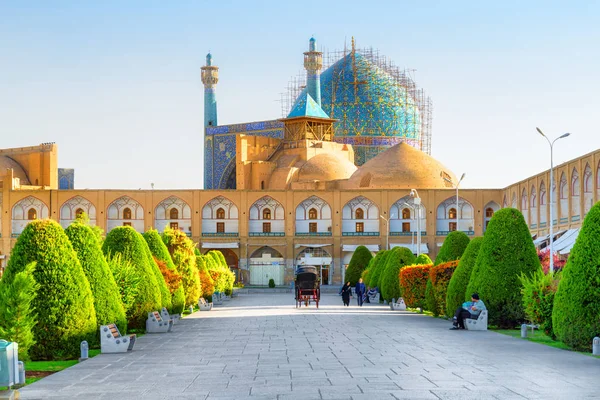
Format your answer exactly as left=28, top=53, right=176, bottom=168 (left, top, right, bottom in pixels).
left=1, top=1, right=599, bottom=190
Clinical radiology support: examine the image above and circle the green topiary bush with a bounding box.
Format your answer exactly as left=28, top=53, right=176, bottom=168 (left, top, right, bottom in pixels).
left=268, top=278, right=276, bottom=288
left=141, top=235, right=172, bottom=311
left=521, top=270, right=560, bottom=339
left=102, top=226, right=161, bottom=330
left=435, top=231, right=470, bottom=265
left=466, top=208, right=541, bottom=328
left=414, top=254, right=432, bottom=265
left=144, top=229, right=183, bottom=314
left=106, top=253, right=141, bottom=318
left=0, top=262, right=39, bottom=361
left=445, top=237, right=484, bottom=317
left=552, top=201, right=600, bottom=351
left=206, top=250, right=235, bottom=294
left=66, top=222, right=127, bottom=336
left=162, top=228, right=200, bottom=307
left=425, top=279, right=436, bottom=314
left=345, top=246, right=374, bottom=286
left=366, top=250, right=390, bottom=290
left=399, top=264, right=431, bottom=310
left=3, top=219, right=97, bottom=360
left=196, top=255, right=215, bottom=300
left=380, top=247, right=415, bottom=302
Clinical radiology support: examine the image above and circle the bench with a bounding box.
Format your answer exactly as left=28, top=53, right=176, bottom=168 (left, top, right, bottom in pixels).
left=390, top=298, right=407, bottom=311
left=465, top=310, right=488, bottom=331
left=161, top=307, right=180, bottom=325
left=198, top=297, right=213, bottom=311
left=100, top=324, right=136, bottom=353
left=146, top=311, right=173, bottom=333
left=221, top=293, right=231, bottom=301
left=368, top=293, right=380, bottom=303
left=213, top=292, right=223, bottom=305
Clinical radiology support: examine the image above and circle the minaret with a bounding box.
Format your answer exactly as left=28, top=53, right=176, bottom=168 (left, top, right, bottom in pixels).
left=201, top=52, right=219, bottom=127
left=304, top=37, right=323, bottom=106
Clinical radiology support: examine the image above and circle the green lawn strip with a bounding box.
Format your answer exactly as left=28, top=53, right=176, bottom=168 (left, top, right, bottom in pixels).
left=494, top=329, right=599, bottom=357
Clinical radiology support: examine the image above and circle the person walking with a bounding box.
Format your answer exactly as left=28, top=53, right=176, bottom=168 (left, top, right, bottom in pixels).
left=355, top=278, right=366, bottom=307
left=340, top=282, right=352, bottom=306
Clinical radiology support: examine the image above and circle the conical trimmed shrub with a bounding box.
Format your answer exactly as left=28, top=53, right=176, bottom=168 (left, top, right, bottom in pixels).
left=553, top=201, right=600, bottom=351
left=141, top=237, right=172, bottom=311
left=143, top=229, right=181, bottom=312
left=415, top=254, right=432, bottom=265
left=206, top=250, right=235, bottom=295
left=445, top=237, right=484, bottom=317
left=345, top=246, right=373, bottom=286
left=102, top=226, right=161, bottom=329
left=162, top=227, right=200, bottom=307
left=380, top=247, right=415, bottom=301
left=366, top=250, right=390, bottom=290
left=3, top=220, right=97, bottom=360
left=466, top=208, right=541, bottom=328
left=66, top=222, right=127, bottom=335
left=196, top=255, right=215, bottom=300
left=435, top=231, right=470, bottom=265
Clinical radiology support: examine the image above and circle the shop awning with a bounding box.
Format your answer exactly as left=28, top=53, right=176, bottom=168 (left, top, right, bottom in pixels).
left=390, top=243, right=430, bottom=254
left=533, top=234, right=550, bottom=246
left=342, top=244, right=380, bottom=252
left=552, top=229, right=578, bottom=251
left=294, top=244, right=333, bottom=249
left=201, top=242, right=239, bottom=249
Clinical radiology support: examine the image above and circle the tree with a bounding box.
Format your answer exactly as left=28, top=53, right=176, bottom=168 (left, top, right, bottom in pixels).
left=0, top=262, right=39, bottom=360
left=366, top=250, right=390, bottom=290
left=380, top=247, right=415, bottom=301
left=144, top=229, right=184, bottom=313
left=399, top=264, right=431, bottom=310
left=3, top=219, right=97, bottom=360
left=102, top=226, right=161, bottom=330
left=415, top=254, right=432, bottom=265
left=435, top=231, right=470, bottom=265
left=552, top=202, right=600, bottom=351
left=466, top=208, right=541, bottom=328
left=445, top=237, right=484, bottom=316
left=196, top=255, right=215, bottom=300
left=141, top=236, right=172, bottom=311
left=206, top=250, right=235, bottom=295
left=345, top=246, right=374, bottom=286
left=66, top=222, right=127, bottom=335
left=161, top=227, right=200, bottom=307
left=106, top=253, right=141, bottom=318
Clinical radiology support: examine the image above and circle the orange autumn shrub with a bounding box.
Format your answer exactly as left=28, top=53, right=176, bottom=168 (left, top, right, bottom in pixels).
left=155, top=257, right=182, bottom=294
left=399, top=264, right=432, bottom=309
left=426, top=260, right=459, bottom=316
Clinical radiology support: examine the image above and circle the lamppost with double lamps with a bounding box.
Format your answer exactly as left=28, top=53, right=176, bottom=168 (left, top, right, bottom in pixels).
left=410, top=189, right=422, bottom=256
left=537, top=127, right=571, bottom=273
left=455, top=173, right=466, bottom=232
left=379, top=215, right=389, bottom=250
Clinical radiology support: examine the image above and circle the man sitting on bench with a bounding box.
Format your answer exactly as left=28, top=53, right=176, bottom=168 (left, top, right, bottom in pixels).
left=450, top=293, right=486, bottom=330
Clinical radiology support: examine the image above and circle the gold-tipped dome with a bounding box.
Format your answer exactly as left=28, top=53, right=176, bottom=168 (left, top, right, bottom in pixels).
left=347, top=142, right=456, bottom=189
left=298, top=153, right=357, bottom=182
left=0, top=156, right=30, bottom=184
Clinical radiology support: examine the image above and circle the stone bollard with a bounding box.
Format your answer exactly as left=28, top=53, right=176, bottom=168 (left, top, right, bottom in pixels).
left=521, top=324, right=528, bottom=338
left=79, top=340, right=89, bottom=362
left=189, top=306, right=194, bottom=314
left=18, top=361, right=25, bottom=385
left=593, top=337, right=600, bottom=356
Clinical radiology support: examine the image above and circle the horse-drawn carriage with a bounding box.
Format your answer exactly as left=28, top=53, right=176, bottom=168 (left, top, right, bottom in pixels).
left=295, top=265, right=320, bottom=308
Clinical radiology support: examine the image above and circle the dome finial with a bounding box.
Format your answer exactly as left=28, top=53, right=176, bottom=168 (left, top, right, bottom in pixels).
left=206, top=52, right=212, bottom=66
left=351, top=36, right=355, bottom=53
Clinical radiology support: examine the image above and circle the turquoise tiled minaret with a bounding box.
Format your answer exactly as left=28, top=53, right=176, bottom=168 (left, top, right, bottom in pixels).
left=304, top=37, right=323, bottom=106
left=201, top=52, right=219, bottom=127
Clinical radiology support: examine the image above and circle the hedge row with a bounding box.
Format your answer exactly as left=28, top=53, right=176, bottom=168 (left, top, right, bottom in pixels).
left=399, top=264, right=431, bottom=309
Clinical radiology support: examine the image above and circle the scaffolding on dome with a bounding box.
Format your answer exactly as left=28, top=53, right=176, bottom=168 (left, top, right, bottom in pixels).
left=280, top=45, right=433, bottom=156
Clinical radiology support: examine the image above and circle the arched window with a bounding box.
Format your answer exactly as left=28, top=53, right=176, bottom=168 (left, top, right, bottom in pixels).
left=559, top=173, right=567, bottom=199
left=123, top=207, right=132, bottom=220
left=530, top=187, right=536, bottom=208
left=540, top=182, right=546, bottom=205
left=216, top=208, right=225, bottom=219
left=521, top=189, right=528, bottom=210
left=401, top=208, right=411, bottom=219
left=169, top=208, right=179, bottom=219
left=485, top=208, right=494, bottom=218
left=75, top=208, right=84, bottom=218
left=262, top=208, right=271, bottom=220
left=448, top=208, right=457, bottom=219
left=571, top=169, right=580, bottom=197
left=27, top=208, right=37, bottom=220
left=584, top=165, right=592, bottom=193
left=260, top=181, right=265, bottom=190
left=308, top=208, right=317, bottom=219
left=355, top=208, right=364, bottom=219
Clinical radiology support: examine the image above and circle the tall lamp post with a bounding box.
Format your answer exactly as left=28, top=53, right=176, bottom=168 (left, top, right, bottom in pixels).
left=410, top=189, right=422, bottom=256
left=379, top=215, right=389, bottom=250
left=455, top=173, right=466, bottom=232
left=537, top=127, right=571, bottom=273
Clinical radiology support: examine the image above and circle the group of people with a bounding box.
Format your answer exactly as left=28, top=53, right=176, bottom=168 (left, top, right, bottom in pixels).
left=339, top=278, right=378, bottom=307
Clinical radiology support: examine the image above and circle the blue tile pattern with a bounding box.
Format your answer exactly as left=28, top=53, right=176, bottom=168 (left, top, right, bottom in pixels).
left=58, top=168, right=75, bottom=190
left=287, top=93, right=330, bottom=119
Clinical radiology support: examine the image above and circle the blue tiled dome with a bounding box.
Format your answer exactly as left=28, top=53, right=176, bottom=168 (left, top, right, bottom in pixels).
left=300, top=51, right=422, bottom=165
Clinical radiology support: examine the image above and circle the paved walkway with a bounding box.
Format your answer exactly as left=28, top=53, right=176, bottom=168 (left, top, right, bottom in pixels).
left=19, top=294, right=599, bottom=399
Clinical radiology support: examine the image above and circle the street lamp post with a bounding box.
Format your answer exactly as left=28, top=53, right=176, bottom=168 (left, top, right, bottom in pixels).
left=379, top=215, right=389, bottom=250
left=455, top=173, right=466, bottom=232
left=537, top=127, right=571, bottom=273
left=410, top=189, right=422, bottom=256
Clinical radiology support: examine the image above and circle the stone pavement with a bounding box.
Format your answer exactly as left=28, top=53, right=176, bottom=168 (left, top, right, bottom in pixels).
left=18, top=293, right=600, bottom=399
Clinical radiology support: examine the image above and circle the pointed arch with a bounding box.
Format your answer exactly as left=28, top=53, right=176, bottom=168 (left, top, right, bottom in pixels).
left=106, top=196, right=144, bottom=233
left=342, top=196, right=380, bottom=235
left=249, top=196, right=284, bottom=236
left=389, top=195, right=427, bottom=235
left=583, top=163, right=594, bottom=216
left=521, top=188, right=528, bottom=224
left=530, top=185, right=537, bottom=227
left=571, top=167, right=581, bottom=220
left=436, top=196, right=474, bottom=234
left=539, top=180, right=548, bottom=227
left=483, top=201, right=499, bottom=232
left=295, top=196, right=332, bottom=236
left=558, top=172, right=568, bottom=221
left=59, top=195, right=97, bottom=228
left=511, top=192, right=517, bottom=208
left=202, top=196, right=239, bottom=236
left=11, top=196, right=49, bottom=236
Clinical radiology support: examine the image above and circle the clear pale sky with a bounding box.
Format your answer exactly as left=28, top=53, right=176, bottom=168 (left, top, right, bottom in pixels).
left=1, top=1, right=599, bottom=190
